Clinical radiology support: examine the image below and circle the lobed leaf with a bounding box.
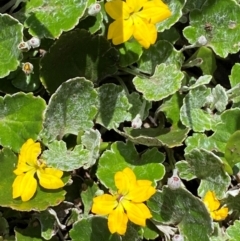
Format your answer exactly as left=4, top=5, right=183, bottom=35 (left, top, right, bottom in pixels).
left=176, top=148, right=230, bottom=198
left=40, top=29, right=119, bottom=93
left=148, top=187, right=212, bottom=241
left=0, top=14, right=23, bottom=78
left=96, top=84, right=131, bottom=129
left=183, top=0, right=240, bottom=58
left=40, top=77, right=99, bottom=143
left=24, top=0, right=88, bottom=38
left=133, top=64, right=184, bottom=101
left=0, top=93, right=45, bottom=152
left=97, top=141, right=165, bottom=191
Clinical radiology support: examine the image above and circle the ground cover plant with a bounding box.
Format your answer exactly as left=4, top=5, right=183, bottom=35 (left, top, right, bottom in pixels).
left=0, top=0, right=240, bottom=240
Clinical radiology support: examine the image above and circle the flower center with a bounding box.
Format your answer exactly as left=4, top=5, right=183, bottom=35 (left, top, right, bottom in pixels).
left=36, top=159, right=47, bottom=169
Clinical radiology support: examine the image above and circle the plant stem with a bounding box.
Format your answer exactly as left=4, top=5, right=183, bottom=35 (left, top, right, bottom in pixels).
left=119, top=66, right=149, bottom=79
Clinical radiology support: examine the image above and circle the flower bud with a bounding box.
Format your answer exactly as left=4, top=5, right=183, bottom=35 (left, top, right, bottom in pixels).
left=197, top=35, right=207, bottom=46
left=172, top=234, right=184, bottom=241
left=88, top=3, right=101, bottom=16
left=131, top=114, right=142, bottom=129
left=18, top=41, right=31, bottom=51
left=22, top=62, right=34, bottom=75
left=27, top=37, right=41, bottom=48
left=167, top=169, right=181, bottom=190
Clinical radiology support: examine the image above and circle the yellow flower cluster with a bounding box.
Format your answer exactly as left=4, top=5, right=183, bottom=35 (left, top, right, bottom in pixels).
left=203, top=191, right=228, bottom=221
left=105, top=0, right=171, bottom=48
left=12, top=139, right=64, bottom=202
left=92, top=167, right=156, bottom=235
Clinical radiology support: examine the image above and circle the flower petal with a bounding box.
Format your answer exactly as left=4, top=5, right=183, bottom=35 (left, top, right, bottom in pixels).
left=141, top=0, right=172, bottom=24
left=126, top=180, right=156, bottom=202
left=37, top=169, right=64, bottom=189
left=115, top=167, right=136, bottom=194
left=203, top=191, right=220, bottom=212
left=43, top=167, right=63, bottom=178
left=13, top=163, right=35, bottom=175
left=108, top=204, right=128, bottom=235
left=122, top=199, right=152, bottom=226
left=12, top=174, right=24, bottom=199
left=92, top=194, right=118, bottom=215
left=133, top=16, right=157, bottom=48
left=105, top=0, right=130, bottom=20
left=108, top=18, right=134, bottom=45
left=211, top=207, right=228, bottom=221
left=12, top=170, right=37, bottom=201
left=126, top=0, right=147, bottom=12
left=18, top=139, right=41, bottom=166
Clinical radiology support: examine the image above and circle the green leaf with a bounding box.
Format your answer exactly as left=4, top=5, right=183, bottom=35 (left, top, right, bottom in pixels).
left=211, top=84, right=228, bottom=112
left=142, top=221, right=159, bottom=240
left=161, top=92, right=184, bottom=127
left=157, top=0, right=186, bottom=32
left=225, top=193, right=240, bottom=214
left=81, top=129, right=101, bottom=169
left=229, top=63, right=240, bottom=104
left=229, top=63, right=240, bottom=88
left=42, top=129, right=100, bottom=171
left=40, top=29, right=119, bottom=93
left=200, top=108, right=240, bottom=153
left=225, top=131, right=240, bottom=167
left=180, top=86, right=212, bottom=132
left=210, top=223, right=229, bottom=241
left=37, top=210, right=58, bottom=240
left=137, top=41, right=184, bottom=74
left=118, top=41, right=143, bottom=67
left=40, top=77, right=99, bottom=143
left=96, top=84, right=131, bottom=129
left=186, top=47, right=216, bottom=75
left=127, top=93, right=151, bottom=120
left=183, top=0, right=206, bottom=12
left=158, top=27, right=180, bottom=44
left=0, top=216, right=8, bottom=237
left=0, top=148, right=67, bottom=211
left=97, top=141, right=165, bottom=191
left=118, top=125, right=189, bottom=148
left=148, top=187, right=212, bottom=241
left=133, top=64, right=184, bottom=101
left=77, top=13, right=103, bottom=34
left=186, top=108, right=240, bottom=153
left=81, top=181, right=99, bottom=217
left=42, top=141, right=89, bottom=172
left=24, top=0, right=88, bottom=38
left=176, top=148, right=230, bottom=198
left=185, top=75, right=212, bottom=90
left=183, top=0, right=240, bottom=58
left=226, top=220, right=240, bottom=241
left=0, top=14, right=23, bottom=78
left=15, top=220, right=58, bottom=241
left=0, top=93, right=45, bottom=152
left=70, top=216, right=120, bottom=241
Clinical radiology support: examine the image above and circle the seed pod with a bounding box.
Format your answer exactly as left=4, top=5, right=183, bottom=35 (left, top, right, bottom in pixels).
left=167, top=169, right=181, bottom=190
left=88, top=3, right=101, bottom=16
left=172, top=234, right=184, bottom=241
left=131, top=114, right=142, bottom=129
left=27, top=37, right=41, bottom=48
left=18, top=41, right=31, bottom=51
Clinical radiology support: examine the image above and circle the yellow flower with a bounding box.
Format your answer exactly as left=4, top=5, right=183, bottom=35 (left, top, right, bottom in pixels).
left=203, top=191, right=228, bottom=221
left=12, top=139, right=64, bottom=202
left=91, top=167, right=156, bottom=235
left=105, top=0, right=171, bottom=48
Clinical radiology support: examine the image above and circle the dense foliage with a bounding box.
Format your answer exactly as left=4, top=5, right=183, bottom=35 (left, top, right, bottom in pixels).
left=1, top=0, right=240, bottom=240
